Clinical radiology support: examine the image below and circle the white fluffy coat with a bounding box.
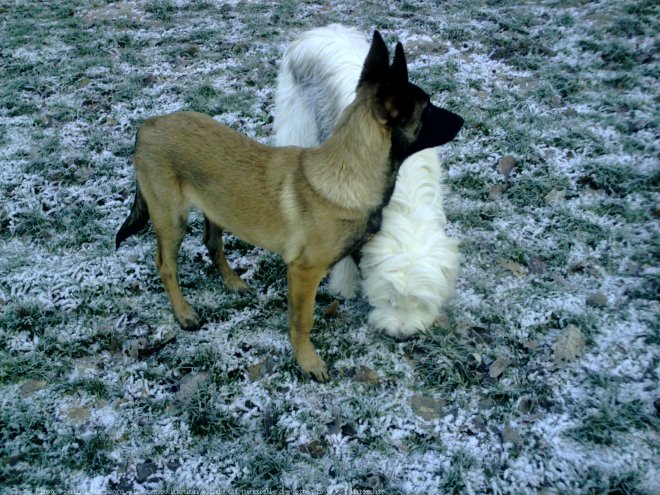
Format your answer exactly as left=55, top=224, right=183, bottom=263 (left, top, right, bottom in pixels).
left=273, top=25, right=460, bottom=338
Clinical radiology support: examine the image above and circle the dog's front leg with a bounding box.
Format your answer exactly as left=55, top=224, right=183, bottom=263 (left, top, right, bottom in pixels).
left=287, top=262, right=329, bottom=381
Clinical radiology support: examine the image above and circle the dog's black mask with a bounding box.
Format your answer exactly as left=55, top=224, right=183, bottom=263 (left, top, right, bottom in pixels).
left=414, top=102, right=464, bottom=153
left=387, top=80, right=464, bottom=159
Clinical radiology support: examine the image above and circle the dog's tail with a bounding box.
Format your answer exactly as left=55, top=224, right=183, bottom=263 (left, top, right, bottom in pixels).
left=115, top=184, right=149, bottom=249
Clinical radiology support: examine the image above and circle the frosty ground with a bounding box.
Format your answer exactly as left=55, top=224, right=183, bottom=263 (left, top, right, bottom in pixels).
left=0, top=0, right=658, bottom=493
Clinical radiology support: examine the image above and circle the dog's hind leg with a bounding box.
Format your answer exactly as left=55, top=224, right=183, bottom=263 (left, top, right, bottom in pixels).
left=150, top=207, right=200, bottom=330
left=203, top=216, right=250, bottom=292
left=287, top=262, right=329, bottom=381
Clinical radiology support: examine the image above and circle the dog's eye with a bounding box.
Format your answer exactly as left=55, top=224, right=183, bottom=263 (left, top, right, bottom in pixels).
left=421, top=102, right=431, bottom=116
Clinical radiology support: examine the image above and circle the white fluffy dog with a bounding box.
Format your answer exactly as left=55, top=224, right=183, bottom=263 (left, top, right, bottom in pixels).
left=273, top=24, right=461, bottom=339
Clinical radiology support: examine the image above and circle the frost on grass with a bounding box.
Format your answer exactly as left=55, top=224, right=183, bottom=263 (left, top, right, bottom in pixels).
left=1, top=0, right=659, bottom=494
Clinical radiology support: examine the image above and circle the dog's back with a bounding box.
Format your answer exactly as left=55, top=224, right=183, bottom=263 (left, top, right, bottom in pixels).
left=133, top=112, right=299, bottom=256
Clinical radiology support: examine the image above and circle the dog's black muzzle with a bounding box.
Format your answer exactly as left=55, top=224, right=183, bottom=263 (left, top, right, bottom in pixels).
left=415, top=104, right=464, bottom=152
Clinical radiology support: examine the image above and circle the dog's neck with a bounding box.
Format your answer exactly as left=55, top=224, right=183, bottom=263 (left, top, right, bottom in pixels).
left=304, top=97, right=392, bottom=211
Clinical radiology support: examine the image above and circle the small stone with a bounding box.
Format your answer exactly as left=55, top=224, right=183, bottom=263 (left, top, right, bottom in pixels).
left=478, top=396, right=495, bottom=410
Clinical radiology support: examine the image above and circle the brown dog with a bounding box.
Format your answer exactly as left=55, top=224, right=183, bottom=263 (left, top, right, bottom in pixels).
left=116, top=31, right=463, bottom=381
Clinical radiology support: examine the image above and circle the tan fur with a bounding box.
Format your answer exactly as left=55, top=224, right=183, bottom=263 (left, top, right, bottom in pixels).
left=131, top=88, right=391, bottom=381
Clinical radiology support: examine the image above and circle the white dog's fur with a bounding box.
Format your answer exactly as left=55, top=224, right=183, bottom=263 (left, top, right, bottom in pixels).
left=273, top=24, right=461, bottom=339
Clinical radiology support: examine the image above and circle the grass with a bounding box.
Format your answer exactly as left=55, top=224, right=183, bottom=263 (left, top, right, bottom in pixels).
left=0, top=0, right=658, bottom=493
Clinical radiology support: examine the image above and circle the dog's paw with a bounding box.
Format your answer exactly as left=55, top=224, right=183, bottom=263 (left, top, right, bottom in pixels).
left=224, top=275, right=252, bottom=293
left=297, top=352, right=329, bottom=382
left=176, top=308, right=202, bottom=331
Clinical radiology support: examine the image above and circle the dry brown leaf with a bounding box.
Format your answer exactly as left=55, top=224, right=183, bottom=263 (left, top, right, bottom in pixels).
left=502, top=424, right=524, bottom=447
left=497, top=257, right=527, bottom=277
left=323, top=300, right=340, bottom=318
left=552, top=324, right=586, bottom=362
left=489, top=356, right=510, bottom=378
left=298, top=440, right=326, bottom=458
left=68, top=406, right=91, bottom=425
left=489, top=183, right=508, bottom=199
left=353, top=366, right=381, bottom=386
left=496, top=155, right=517, bottom=178
left=523, top=339, right=539, bottom=350
left=586, top=292, right=609, bottom=308
left=545, top=189, right=566, bottom=204
left=175, top=372, right=208, bottom=402
left=518, top=396, right=532, bottom=414
left=248, top=356, right=277, bottom=382
left=20, top=380, right=48, bottom=398
left=411, top=394, right=446, bottom=420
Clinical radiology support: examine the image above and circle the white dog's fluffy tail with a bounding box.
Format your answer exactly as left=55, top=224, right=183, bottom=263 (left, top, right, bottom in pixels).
left=272, top=60, right=319, bottom=148
left=273, top=24, right=369, bottom=147
left=327, top=257, right=361, bottom=299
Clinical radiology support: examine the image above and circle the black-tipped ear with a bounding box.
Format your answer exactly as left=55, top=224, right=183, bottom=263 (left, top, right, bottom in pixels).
left=359, top=30, right=390, bottom=86
left=391, top=42, right=408, bottom=85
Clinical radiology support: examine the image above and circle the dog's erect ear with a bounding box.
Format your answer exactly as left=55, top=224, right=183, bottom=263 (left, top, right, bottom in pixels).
left=390, top=42, right=408, bottom=86
left=359, top=30, right=390, bottom=86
